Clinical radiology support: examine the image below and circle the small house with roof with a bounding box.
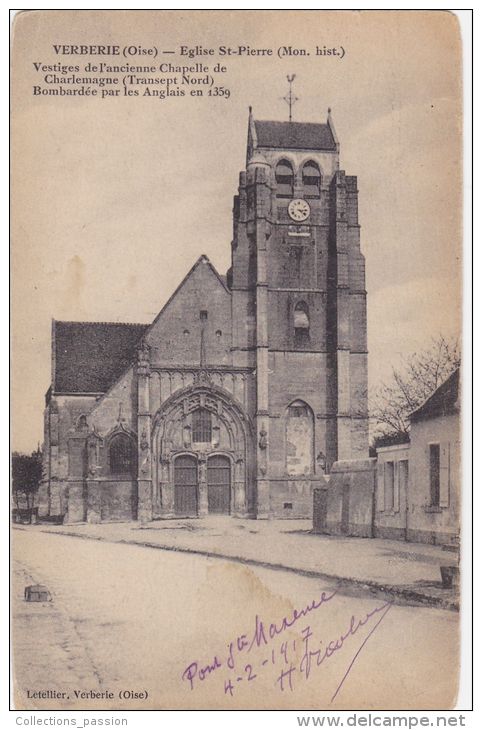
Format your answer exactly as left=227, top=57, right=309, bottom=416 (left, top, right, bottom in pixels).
left=374, top=368, right=460, bottom=545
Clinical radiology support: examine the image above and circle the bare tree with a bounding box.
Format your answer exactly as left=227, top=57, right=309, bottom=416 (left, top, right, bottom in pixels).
left=11, top=448, right=43, bottom=522
left=370, top=335, right=460, bottom=445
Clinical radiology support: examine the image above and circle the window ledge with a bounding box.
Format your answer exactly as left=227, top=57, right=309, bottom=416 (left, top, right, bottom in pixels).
left=424, top=506, right=443, bottom=513
left=282, top=474, right=317, bottom=481
left=104, top=474, right=135, bottom=481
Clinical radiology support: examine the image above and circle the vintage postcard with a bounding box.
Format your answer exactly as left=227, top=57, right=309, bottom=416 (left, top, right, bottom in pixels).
left=11, top=10, right=466, bottom=711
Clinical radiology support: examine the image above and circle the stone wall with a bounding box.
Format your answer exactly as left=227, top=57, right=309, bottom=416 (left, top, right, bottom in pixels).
left=87, top=367, right=137, bottom=437
left=146, top=257, right=233, bottom=369
left=319, top=458, right=376, bottom=537
left=65, top=481, right=86, bottom=524
left=269, top=477, right=318, bottom=518
left=39, top=393, right=98, bottom=519
left=314, top=427, right=460, bottom=545
left=99, top=480, right=138, bottom=522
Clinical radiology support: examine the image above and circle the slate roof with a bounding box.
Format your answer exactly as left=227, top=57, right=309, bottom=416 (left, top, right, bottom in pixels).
left=254, top=120, right=336, bottom=151
left=53, top=321, right=148, bottom=394
left=409, top=368, right=460, bottom=422
left=374, top=433, right=411, bottom=449
left=51, top=256, right=230, bottom=396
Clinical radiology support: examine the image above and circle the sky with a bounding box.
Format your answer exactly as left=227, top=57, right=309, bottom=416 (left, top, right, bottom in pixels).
left=11, top=10, right=463, bottom=452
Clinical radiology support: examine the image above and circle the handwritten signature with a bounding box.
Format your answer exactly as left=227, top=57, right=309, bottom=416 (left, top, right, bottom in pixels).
left=181, top=588, right=393, bottom=703
left=279, top=599, right=393, bottom=702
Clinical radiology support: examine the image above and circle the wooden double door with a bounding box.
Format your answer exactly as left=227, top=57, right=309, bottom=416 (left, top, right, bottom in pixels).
left=207, top=455, right=231, bottom=514
left=173, top=454, right=231, bottom=516
left=174, top=455, right=198, bottom=516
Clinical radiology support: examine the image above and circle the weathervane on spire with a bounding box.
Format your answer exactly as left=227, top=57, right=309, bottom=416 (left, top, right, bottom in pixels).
left=282, top=74, right=298, bottom=122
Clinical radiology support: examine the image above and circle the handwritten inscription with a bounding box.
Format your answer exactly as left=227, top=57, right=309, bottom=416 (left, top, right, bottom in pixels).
left=181, top=589, right=393, bottom=703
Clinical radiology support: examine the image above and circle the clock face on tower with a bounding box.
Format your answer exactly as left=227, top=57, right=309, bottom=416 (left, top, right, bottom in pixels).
left=287, top=198, right=310, bottom=222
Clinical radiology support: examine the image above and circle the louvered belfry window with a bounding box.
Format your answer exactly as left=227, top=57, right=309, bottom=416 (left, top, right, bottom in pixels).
left=192, top=408, right=212, bottom=443
left=109, top=433, right=136, bottom=476
left=275, top=160, right=294, bottom=198
left=302, top=161, right=321, bottom=198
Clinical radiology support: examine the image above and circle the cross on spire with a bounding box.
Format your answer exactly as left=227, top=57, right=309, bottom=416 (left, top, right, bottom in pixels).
left=282, top=74, right=298, bottom=122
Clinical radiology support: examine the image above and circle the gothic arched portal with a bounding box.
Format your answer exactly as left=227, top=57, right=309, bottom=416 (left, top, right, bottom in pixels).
left=151, top=384, right=254, bottom=518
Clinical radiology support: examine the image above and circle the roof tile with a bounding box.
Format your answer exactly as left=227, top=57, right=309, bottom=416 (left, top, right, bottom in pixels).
left=410, top=368, right=460, bottom=422
left=254, top=120, right=336, bottom=151
left=54, top=321, right=148, bottom=393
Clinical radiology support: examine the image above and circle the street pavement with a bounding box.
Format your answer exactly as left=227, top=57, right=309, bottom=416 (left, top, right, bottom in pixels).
left=12, top=528, right=459, bottom=711
left=37, top=516, right=459, bottom=609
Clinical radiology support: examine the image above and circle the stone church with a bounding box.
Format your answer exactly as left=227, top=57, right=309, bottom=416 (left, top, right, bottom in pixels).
left=39, top=108, right=369, bottom=523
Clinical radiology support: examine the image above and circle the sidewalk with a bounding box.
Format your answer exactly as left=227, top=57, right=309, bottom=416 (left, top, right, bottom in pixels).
left=11, top=559, right=103, bottom=709
left=27, top=516, right=459, bottom=610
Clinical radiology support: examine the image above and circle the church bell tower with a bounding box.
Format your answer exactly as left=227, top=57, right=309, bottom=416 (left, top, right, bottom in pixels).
left=229, top=102, right=369, bottom=518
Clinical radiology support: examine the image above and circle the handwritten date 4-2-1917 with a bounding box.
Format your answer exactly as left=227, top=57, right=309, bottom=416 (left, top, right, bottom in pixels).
left=181, top=589, right=393, bottom=703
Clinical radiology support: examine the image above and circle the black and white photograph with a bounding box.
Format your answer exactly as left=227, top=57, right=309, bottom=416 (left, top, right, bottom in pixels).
left=10, top=9, right=468, bottom=713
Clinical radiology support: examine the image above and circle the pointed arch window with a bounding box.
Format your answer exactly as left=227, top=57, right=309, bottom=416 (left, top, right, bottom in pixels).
left=285, top=400, right=314, bottom=475
left=275, top=160, right=294, bottom=198
left=77, top=414, right=88, bottom=431
left=302, top=161, right=321, bottom=198
left=294, top=301, right=310, bottom=347
left=109, top=433, right=137, bottom=477
left=192, top=408, right=212, bottom=443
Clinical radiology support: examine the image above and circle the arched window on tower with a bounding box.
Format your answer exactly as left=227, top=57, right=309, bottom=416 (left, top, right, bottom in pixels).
left=285, top=400, right=314, bottom=476
left=192, top=408, right=212, bottom=443
left=294, top=301, right=310, bottom=347
left=302, top=161, right=321, bottom=198
left=109, top=433, right=137, bottom=477
left=275, top=160, right=294, bottom=198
